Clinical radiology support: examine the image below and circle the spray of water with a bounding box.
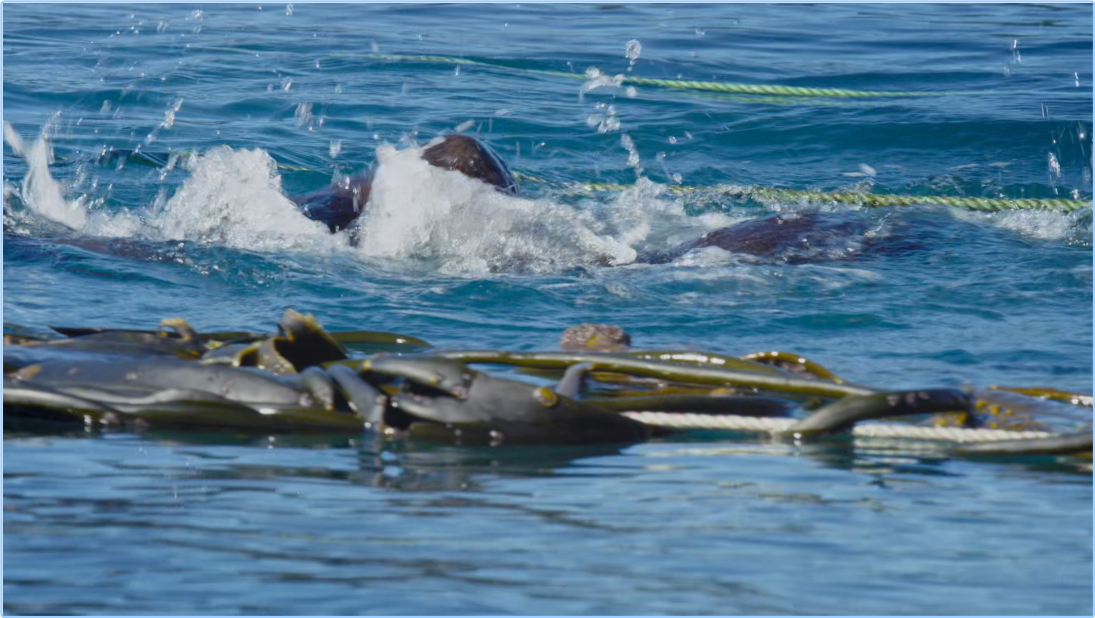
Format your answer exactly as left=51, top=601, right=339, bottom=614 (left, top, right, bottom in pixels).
left=4, top=121, right=334, bottom=252
left=357, top=141, right=645, bottom=274
left=4, top=120, right=89, bottom=229
left=6, top=120, right=1083, bottom=275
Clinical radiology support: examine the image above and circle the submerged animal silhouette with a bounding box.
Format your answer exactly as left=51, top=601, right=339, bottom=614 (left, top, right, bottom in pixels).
left=292, top=134, right=876, bottom=264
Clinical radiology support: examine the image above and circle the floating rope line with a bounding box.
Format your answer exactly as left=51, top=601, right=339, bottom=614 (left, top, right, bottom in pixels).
left=74, top=148, right=1090, bottom=214
left=512, top=171, right=1092, bottom=213
left=349, top=53, right=997, bottom=99
left=192, top=47, right=1029, bottom=99
left=622, top=411, right=1058, bottom=443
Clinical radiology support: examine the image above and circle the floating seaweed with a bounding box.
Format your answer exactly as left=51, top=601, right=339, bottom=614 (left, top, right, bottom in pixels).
left=3, top=310, right=1091, bottom=463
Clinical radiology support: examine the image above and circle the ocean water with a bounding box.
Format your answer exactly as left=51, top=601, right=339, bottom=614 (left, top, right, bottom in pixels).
left=3, top=3, right=1092, bottom=615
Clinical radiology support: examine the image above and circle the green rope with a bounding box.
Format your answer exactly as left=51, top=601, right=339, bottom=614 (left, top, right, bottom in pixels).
left=82, top=149, right=1089, bottom=214
left=350, top=53, right=994, bottom=99
left=512, top=172, right=1091, bottom=213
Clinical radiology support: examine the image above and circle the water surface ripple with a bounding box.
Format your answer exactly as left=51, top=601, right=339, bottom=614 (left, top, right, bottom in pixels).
left=3, top=4, right=1092, bottom=615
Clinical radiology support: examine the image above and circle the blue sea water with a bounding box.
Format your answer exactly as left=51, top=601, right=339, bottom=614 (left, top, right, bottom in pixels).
left=2, top=3, right=1093, bottom=615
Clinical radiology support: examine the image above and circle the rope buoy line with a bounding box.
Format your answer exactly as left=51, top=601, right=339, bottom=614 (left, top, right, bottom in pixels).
left=341, top=53, right=997, bottom=99
left=509, top=172, right=1092, bottom=213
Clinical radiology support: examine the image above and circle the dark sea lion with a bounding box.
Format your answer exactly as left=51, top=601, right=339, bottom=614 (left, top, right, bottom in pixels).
left=294, top=167, right=375, bottom=233
left=420, top=134, right=518, bottom=195
left=293, top=134, right=517, bottom=232
left=636, top=211, right=873, bottom=265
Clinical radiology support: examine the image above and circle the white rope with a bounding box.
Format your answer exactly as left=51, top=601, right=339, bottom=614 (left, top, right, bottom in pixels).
left=622, top=412, right=1059, bottom=443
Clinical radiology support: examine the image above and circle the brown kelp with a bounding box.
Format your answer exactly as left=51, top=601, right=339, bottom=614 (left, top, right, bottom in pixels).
left=4, top=309, right=1091, bottom=460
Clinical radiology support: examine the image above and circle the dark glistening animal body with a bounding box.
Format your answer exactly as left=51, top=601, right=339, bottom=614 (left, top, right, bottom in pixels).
left=291, top=134, right=873, bottom=264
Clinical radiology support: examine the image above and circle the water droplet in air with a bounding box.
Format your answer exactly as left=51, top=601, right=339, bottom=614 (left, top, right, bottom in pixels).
left=294, top=102, right=313, bottom=127
left=625, top=39, right=642, bottom=71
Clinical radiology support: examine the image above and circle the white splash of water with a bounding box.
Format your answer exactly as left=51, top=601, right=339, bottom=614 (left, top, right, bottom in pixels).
left=5, top=121, right=913, bottom=276
left=950, top=204, right=1088, bottom=243
left=992, top=210, right=1084, bottom=242
left=294, top=102, right=313, bottom=127
left=146, top=98, right=184, bottom=145
left=620, top=133, right=643, bottom=176
left=3, top=121, right=88, bottom=229
left=586, top=103, right=620, bottom=133
left=4, top=121, right=333, bottom=251
left=356, top=142, right=642, bottom=274
left=147, top=146, right=331, bottom=251
left=625, top=39, right=642, bottom=71
left=162, top=98, right=183, bottom=129
left=580, top=67, right=625, bottom=101
left=1048, top=152, right=1061, bottom=179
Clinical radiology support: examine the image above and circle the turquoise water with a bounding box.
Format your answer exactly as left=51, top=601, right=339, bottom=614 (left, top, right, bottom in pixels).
left=3, top=3, right=1093, bottom=615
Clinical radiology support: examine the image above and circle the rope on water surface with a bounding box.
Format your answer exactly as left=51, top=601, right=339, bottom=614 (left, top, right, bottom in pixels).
left=621, top=412, right=1059, bottom=443
left=348, top=53, right=996, bottom=99
left=80, top=148, right=1090, bottom=214
left=511, top=171, right=1092, bottom=213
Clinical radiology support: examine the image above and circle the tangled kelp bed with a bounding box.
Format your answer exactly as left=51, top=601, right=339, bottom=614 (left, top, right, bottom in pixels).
left=4, top=310, right=1092, bottom=467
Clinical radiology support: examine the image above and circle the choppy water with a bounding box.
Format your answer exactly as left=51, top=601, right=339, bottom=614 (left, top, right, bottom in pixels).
left=3, top=3, right=1093, bottom=615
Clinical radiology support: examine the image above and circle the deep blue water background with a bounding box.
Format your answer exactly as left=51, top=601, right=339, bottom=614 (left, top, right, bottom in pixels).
left=3, top=3, right=1093, bottom=615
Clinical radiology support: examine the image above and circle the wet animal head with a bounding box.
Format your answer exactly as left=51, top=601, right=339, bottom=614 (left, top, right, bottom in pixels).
left=560, top=324, right=632, bottom=352
left=294, top=134, right=518, bottom=233
left=421, top=134, right=518, bottom=195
